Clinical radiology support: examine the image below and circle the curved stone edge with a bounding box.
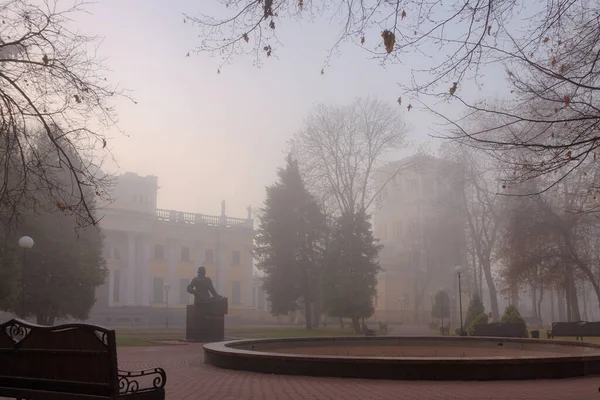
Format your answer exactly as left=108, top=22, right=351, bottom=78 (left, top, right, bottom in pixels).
left=203, top=336, right=600, bottom=381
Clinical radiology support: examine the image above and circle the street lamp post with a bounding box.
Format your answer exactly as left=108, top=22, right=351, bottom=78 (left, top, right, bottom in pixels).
left=164, top=284, right=171, bottom=329
left=18, top=236, right=34, bottom=315
left=455, top=265, right=465, bottom=336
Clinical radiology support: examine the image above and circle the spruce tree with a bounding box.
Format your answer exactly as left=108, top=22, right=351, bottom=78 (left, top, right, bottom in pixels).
left=322, top=211, right=381, bottom=333
left=255, top=154, right=325, bottom=328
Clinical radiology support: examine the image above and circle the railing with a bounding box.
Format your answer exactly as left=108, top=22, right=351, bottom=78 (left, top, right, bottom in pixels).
left=156, top=209, right=251, bottom=228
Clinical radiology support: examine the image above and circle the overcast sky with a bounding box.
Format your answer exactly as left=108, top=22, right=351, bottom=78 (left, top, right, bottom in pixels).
left=74, top=0, right=506, bottom=218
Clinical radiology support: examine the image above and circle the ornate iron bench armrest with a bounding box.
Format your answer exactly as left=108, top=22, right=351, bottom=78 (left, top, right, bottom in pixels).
left=118, top=367, right=167, bottom=394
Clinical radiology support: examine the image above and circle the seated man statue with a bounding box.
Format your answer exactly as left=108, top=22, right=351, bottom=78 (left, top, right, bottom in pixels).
left=187, top=266, right=223, bottom=305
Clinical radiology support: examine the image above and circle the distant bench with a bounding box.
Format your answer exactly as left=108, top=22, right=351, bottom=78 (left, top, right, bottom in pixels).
left=471, top=322, right=528, bottom=338
left=548, top=321, right=600, bottom=341
left=0, top=318, right=166, bottom=399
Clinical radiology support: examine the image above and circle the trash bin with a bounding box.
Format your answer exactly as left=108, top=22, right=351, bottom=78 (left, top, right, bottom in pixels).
left=531, top=330, right=539, bottom=339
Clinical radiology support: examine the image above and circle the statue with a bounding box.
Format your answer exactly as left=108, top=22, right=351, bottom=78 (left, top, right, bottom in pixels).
left=187, top=266, right=222, bottom=304
left=221, top=200, right=226, bottom=216
left=247, top=204, right=252, bottom=219
left=185, top=266, right=228, bottom=342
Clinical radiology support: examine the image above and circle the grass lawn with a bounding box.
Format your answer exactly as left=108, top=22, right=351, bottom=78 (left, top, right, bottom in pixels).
left=115, top=325, right=363, bottom=346
left=225, top=326, right=361, bottom=339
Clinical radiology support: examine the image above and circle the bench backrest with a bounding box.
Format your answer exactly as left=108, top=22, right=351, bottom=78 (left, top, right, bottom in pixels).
left=551, top=321, right=600, bottom=336
left=472, top=322, right=528, bottom=338
left=0, top=318, right=118, bottom=397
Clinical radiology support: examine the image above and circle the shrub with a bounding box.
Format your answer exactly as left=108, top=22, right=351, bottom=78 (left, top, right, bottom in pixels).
left=501, top=305, right=528, bottom=337
left=467, top=313, right=489, bottom=336
left=464, top=293, right=485, bottom=328
left=431, top=290, right=450, bottom=320
left=501, top=305, right=525, bottom=324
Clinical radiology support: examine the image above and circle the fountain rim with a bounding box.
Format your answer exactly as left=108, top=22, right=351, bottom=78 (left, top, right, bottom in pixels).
left=203, top=335, right=600, bottom=363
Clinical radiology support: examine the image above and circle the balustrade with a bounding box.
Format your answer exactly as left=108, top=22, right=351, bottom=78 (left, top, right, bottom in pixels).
left=155, top=209, right=250, bottom=228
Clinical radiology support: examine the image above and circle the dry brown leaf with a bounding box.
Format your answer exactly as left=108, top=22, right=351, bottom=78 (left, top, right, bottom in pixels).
left=487, top=25, right=491, bottom=35
left=543, top=37, right=549, bottom=43
left=397, top=97, right=402, bottom=106
left=360, top=36, right=365, bottom=45
left=407, top=104, right=412, bottom=111
left=564, top=95, right=570, bottom=107
left=243, top=33, right=249, bottom=42
left=401, top=10, right=407, bottom=19
left=381, top=30, right=395, bottom=54
left=559, top=64, right=566, bottom=74
left=449, top=82, right=458, bottom=96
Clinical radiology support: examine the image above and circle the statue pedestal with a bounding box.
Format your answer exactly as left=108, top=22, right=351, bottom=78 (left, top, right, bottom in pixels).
left=185, top=297, right=228, bottom=342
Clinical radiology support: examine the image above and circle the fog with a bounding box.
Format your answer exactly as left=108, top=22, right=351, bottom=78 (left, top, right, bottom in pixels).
left=1, top=0, right=599, bottom=397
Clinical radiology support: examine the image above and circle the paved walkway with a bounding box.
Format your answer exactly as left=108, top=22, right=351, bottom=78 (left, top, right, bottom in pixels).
left=119, top=343, right=600, bottom=400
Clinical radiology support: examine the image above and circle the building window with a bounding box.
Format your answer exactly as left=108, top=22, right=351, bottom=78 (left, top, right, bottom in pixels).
left=152, top=277, right=164, bottom=303
left=154, top=244, right=165, bottom=260
left=232, top=250, right=241, bottom=265
left=408, top=179, right=418, bottom=191
left=205, top=249, right=214, bottom=263
left=179, top=279, right=190, bottom=304
left=232, top=281, right=241, bottom=305
left=393, top=221, right=403, bottom=239
left=113, top=270, right=120, bottom=303
left=181, top=246, right=190, bottom=262
left=423, top=179, right=433, bottom=194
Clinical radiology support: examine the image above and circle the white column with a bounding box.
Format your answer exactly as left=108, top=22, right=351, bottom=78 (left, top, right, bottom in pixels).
left=140, top=238, right=151, bottom=306
left=126, top=232, right=136, bottom=306
left=167, top=239, right=178, bottom=305
left=246, top=247, right=253, bottom=308
left=108, top=269, right=114, bottom=307
left=216, top=233, right=228, bottom=296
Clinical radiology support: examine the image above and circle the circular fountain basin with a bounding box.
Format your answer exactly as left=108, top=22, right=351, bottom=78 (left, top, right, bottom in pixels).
left=203, top=336, right=600, bottom=380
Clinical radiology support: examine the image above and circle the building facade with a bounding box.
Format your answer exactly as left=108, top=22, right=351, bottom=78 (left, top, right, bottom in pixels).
left=372, top=155, right=467, bottom=324
left=91, top=172, right=255, bottom=325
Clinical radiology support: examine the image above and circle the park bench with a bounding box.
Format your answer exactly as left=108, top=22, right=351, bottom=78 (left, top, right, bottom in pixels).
left=471, top=322, right=528, bottom=338
left=0, top=318, right=166, bottom=399
left=378, top=322, right=388, bottom=333
left=548, top=321, right=600, bottom=341
left=361, top=322, right=376, bottom=337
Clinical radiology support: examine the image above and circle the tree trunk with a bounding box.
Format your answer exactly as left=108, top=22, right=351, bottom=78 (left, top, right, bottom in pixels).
left=339, top=317, right=344, bottom=329
left=351, top=317, right=361, bottom=334
left=531, top=283, right=537, bottom=318
left=537, top=287, right=544, bottom=327
left=565, top=282, right=572, bottom=322
left=565, top=267, right=581, bottom=321
left=582, top=283, right=589, bottom=321
left=557, top=288, right=566, bottom=322
left=550, top=289, right=556, bottom=323
left=482, top=259, right=499, bottom=321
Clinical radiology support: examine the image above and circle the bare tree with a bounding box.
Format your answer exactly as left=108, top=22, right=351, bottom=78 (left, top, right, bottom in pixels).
left=188, top=0, right=600, bottom=195
left=445, top=143, right=506, bottom=320
left=0, top=0, right=131, bottom=227
left=289, top=97, right=409, bottom=215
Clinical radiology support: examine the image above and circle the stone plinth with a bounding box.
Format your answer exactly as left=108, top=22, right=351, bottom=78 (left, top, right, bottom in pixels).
left=186, top=297, right=228, bottom=342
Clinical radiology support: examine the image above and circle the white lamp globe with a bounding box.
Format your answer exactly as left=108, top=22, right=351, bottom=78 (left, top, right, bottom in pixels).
left=454, top=265, right=464, bottom=274
left=18, top=236, right=34, bottom=249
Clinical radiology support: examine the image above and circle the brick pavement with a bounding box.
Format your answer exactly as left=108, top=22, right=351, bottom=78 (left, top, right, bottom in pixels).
left=118, top=343, right=600, bottom=400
